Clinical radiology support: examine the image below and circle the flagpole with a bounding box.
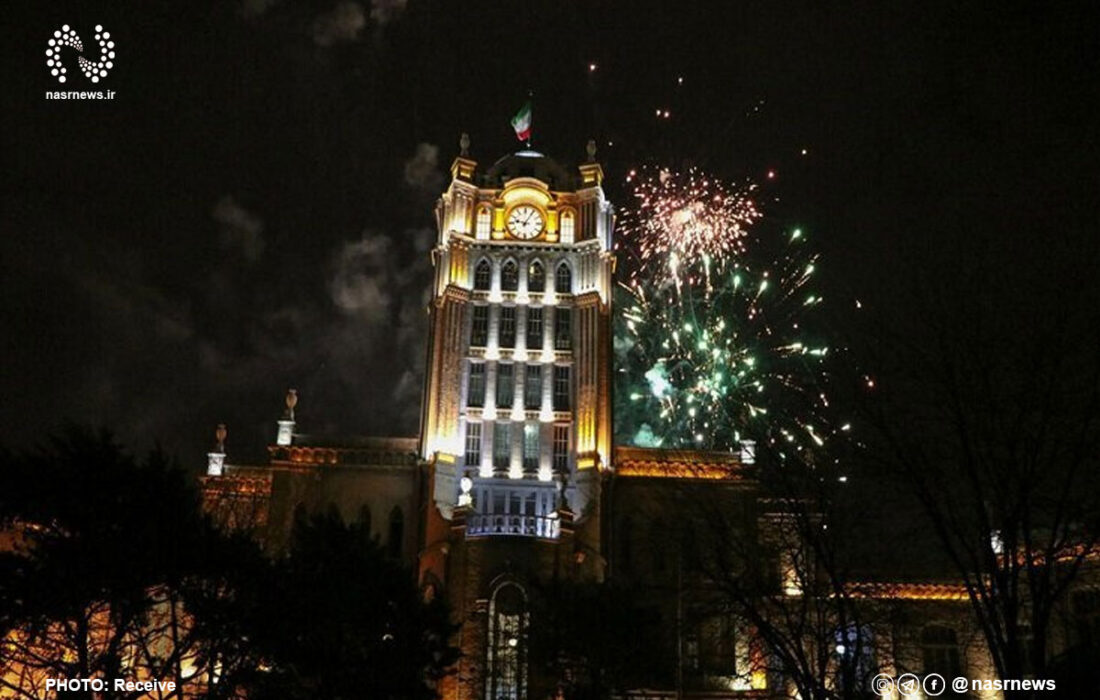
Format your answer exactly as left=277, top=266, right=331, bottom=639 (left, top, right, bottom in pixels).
left=526, top=89, right=533, bottom=149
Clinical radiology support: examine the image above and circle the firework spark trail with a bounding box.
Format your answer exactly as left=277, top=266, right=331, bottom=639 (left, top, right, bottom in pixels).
left=620, top=167, right=761, bottom=292
left=614, top=166, right=837, bottom=459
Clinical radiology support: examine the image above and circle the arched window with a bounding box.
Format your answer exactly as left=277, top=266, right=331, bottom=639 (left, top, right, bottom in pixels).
left=921, top=625, right=961, bottom=677
left=527, top=260, right=545, bottom=293
left=501, top=260, right=519, bottom=292
left=555, top=262, right=572, bottom=294
left=476, top=206, right=492, bottom=239
left=474, top=259, right=492, bottom=291
left=488, top=582, right=528, bottom=700
left=560, top=210, right=575, bottom=243
left=387, top=506, right=404, bottom=559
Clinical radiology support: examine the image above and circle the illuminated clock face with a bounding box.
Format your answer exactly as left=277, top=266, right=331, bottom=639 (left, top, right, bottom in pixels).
left=506, top=205, right=544, bottom=239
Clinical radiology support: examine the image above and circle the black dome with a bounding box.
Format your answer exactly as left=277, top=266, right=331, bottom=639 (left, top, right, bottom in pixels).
left=483, top=150, right=575, bottom=190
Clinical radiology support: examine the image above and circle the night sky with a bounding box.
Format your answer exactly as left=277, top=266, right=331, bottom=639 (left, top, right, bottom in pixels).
left=4, top=0, right=1098, bottom=470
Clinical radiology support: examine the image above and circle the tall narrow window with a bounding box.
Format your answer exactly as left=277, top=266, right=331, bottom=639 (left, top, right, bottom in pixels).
left=474, top=259, right=492, bottom=290
left=553, top=366, right=571, bottom=411
left=501, top=260, right=519, bottom=292
left=476, top=206, right=492, bottom=238
left=552, top=425, right=569, bottom=471
left=471, top=305, right=489, bottom=346
left=523, top=427, right=541, bottom=471
left=555, top=262, right=572, bottom=294
left=500, top=307, right=516, bottom=348
left=523, top=423, right=540, bottom=471
left=497, top=364, right=514, bottom=409
left=488, top=583, right=528, bottom=700
left=560, top=210, right=575, bottom=243
left=465, top=423, right=482, bottom=468
left=467, top=363, right=486, bottom=407
left=493, top=423, right=512, bottom=470
left=527, top=260, right=545, bottom=292
left=526, top=308, right=543, bottom=349
left=387, top=506, right=404, bottom=559
left=554, top=307, right=572, bottom=350
left=524, top=365, right=542, bottom=409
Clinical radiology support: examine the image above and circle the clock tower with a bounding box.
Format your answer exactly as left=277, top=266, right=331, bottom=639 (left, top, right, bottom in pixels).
left=419, top=136, right=614, bottom=700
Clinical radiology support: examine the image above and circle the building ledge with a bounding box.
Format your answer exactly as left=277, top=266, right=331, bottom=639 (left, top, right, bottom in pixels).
left=613, top=446, right=747, bottom=480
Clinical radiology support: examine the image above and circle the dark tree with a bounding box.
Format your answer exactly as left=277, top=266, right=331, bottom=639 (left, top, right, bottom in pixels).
left=529, top=579, right=666, bottom=699
left=0, top=428, right=262, bottom=699
left=243, top=508, right=458, bottom=700
left=858, top=248, right=1100, bottom=697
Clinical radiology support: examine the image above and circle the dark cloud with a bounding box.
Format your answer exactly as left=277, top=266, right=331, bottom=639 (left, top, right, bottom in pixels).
left=330, top=234, right=395, bottom=322
left=402, top=143, right=444, bottom=193
left=212, top=196, right=265, bottom=264
left=312, top=2, right=367, bottom=47
left=369, top=0, right=407, bottom=26
left=240, top=0, right=279, bottom=18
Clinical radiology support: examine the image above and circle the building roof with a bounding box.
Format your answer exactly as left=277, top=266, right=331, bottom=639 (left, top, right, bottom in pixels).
left=613, top=446, right=748, bottom=480
left=482, top=150, right=575, bottom=190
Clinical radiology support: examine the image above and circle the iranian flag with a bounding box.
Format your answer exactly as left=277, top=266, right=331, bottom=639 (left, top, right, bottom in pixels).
left=510, top=101, right=532, bottom=142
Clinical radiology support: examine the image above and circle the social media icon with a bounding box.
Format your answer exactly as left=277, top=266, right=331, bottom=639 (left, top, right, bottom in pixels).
left=923, top=673, right=946, bottom=696
left=896, top=673, right=921, bottom=697
left=870, top=673, right=895, bottom=696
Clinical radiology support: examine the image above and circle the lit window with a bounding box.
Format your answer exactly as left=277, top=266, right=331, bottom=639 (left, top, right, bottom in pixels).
left=471, top=306, right=489, bottom=346
left=560, top=210, right=575, bottom=243
left=476, top=206, right=492, bottom=238
left=527, top=260, right=545, bottom=292
left=493, top=423, right=512, bottom=470
left=488, top=583, right=527, bottom=700
left=465, top=423, right=482, bottom=468
left=553, top=366, right=570, bottom=411
left=474, top=259, right=491, bottom=290
left=524, top=365, right=542, bottom=410
left=497, top=364, right=514, bottom=409
left=552, top=425, right=569, bottom=470
left=554, top=308, right=572, bottom=350
left=526, top=308, right=543, bottom=349
left=467, top=363, right=486, bottom=407
left=555, top=262, right=572, bottom=294
left=523, top=423, right=539, bottom=471
left=500, top=307, right=516, bottom=348
left=501, top=260, right=519, bottom=292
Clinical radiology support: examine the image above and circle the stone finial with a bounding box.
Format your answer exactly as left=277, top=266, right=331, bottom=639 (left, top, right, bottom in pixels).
left=285, top=388, right=298, bottom=420
left=459, top=132, right=471, bottom=157
left=214, top=423, right=227, bottom=453
left=586, top=139, right=597, bottom=162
